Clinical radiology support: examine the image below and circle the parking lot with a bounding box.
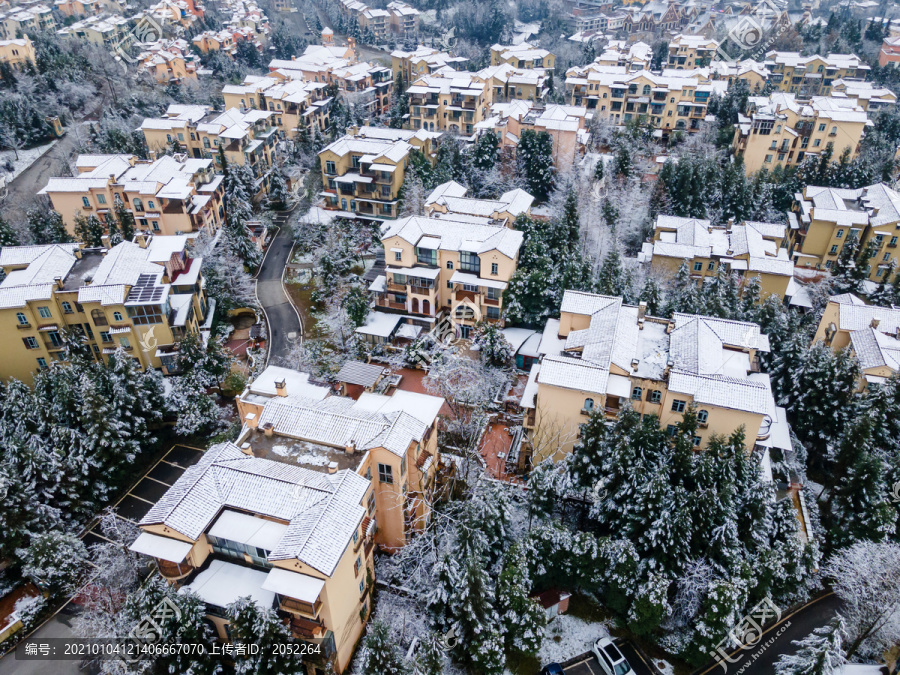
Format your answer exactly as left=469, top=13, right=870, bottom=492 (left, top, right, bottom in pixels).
left=557, top=640, right=657, bottom=675
left=82, top=444, right=204, bottom=545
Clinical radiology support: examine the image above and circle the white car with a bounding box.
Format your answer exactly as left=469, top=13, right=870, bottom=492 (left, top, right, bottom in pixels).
left=591, top=637, right=635, bottom=675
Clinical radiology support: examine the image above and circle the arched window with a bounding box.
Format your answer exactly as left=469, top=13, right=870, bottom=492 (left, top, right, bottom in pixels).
left=642, top=84, right=651, bottom=95
left=698, top=409, right=709, bottom=424
left=16, top=312, right=28, bottom=325
left=91, top=309, right=108, bottom=326
left=113, top=311, right=123, bottom=322
left=583, top=398, right=594, bottom=411
left=133, top=198, right=143, bottom=212
left=82, top=197, right=90, bottom=208
left=631, top=387, right=642, bottom=401
left=649, top=390, right=662, bottom=403
left=203, top=137, right=210, bottom=148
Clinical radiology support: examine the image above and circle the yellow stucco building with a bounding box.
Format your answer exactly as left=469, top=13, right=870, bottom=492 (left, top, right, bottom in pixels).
left=521, top=291, right=791, bottom=465
left=764, top=51, right=869, bottom=98
left=0, top=35, right=34, bottom=70
left=0, top=235, right=210, bottom=385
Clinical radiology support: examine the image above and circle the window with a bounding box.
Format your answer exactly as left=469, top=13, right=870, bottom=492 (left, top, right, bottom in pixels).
left=666, top=424, right=678, bottom=436
left=394, top=250, right=402, bottom=261
left=583, top=398, right=594, bottom=411
left=697, top=409, right=709, bottom=424
left=650, top=390, right=662, bottom=403
left=458, top=251, right=480, bottom=274
left=486, top=287, right=499, bottom=300
left=400, top=456, right=406, bottom=476
left=813, top=139, right=821, bottom=147
left=36, top=358, right=47, bottom=369
left=133, top=198, right=143, bottom=211
left=47, top=331, right=62, bottom=348
left=91, top=309, right=108, bottom=326
left=147, top=201, right=154, bottom=209
left=707, top=261, right=715, bottom=271
left=152, top=221, right=160, bottom=232
left=378, top=463, right=393, bottom=484
left=359, top=580, right=366, bottom=594
left=355, top=555, right=362, bottom=575
left=37, top=306, right=51, bottom=319
left=818, top=123, right=826, bottom=132
left=62, top=302, right=73, bottom=314
left=120, top=337, right=130, bottom=349
left=671, top=399, right=686, bottom=412
left=891, top=237, right=898, bottom=247
left=16, top=312, right=28, bottom=325
left=367, top=492, right=375, bottom=514
left=97, top=194, right=107, bottom=205
left=100, top=331, right=112, bottom=343
left=491, top=262, right=498, bottom=275
left=836, top=229, right=844, bottom=239
left=631, top=387, right=642, bottom=401
left=82, top=196, right=90, bottom=208
left=23, top=337, right=38, bottom=349
left=693, top=436, right=702, bottom=447
left=127, top=305, right=162, bottom=325
left=113, top=311, right=123, bottom=322
left=830, top=245, right=838, bottom=255
left=486, top=306, right=500, bottom=319
left=693, top=262, right=703, bottom=272
left=764, top=154, right=773, bottom=163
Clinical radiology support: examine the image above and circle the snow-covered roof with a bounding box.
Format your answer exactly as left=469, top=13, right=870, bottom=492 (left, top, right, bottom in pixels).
left=140, top=442, right=369, bottom=576
left=381, top=215, right=523, bottom=259
left=336, top=360, right=384, bottom=387
left=247, top=366, right=330, bottom=400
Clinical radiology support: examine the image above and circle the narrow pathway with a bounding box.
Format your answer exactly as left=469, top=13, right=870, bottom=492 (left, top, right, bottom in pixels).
left=256, top=213, right=302, bottom=365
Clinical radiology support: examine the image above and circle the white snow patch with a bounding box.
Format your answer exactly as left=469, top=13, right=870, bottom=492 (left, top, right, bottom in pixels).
left=0, top=140, right=58, bottom=184
left=655, top=658, right=676, bottom=675
left=536, top=611, right=610, bottom=666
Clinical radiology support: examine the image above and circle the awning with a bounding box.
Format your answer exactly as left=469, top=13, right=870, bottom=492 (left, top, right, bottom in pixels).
left=262, top=568, right=325, bottom=604
left=129, top=532, right=193, bottom=563
left=38, top=324, right=59, bottom=332
left=449, top=271, right=508, bottom=290
left=416, top=236, right=441, bottom=249
left=335, top=173, right=373, bottom=184
left=387, top=265, right=441, bottom=280
left=606, top=374, right=632, bottom=398
left=208, top=510, right=288, bottom=551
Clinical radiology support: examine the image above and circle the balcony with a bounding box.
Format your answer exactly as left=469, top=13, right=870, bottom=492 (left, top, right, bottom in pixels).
left=386, top=281, right=406, bottom=292
left=157, top=559, right=194, bottom=580
left=280, top=596, right=322, bottom=617
left=289, top=615, right=327, bottom=640
left=456, top=289, right=477, bottom=303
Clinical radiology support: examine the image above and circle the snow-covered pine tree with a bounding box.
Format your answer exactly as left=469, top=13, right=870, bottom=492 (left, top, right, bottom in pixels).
left=471, top=321, right=514, bottom=368
left=495, top=543, right=546, bottom=655
left=74, top=213, right=105, bottom=247
left=361, top=620, right=410, bottom=675
left=774, top=617, right=847, bottom=675
left=472, top=131, right=499, bottom=172
left=17, top=530, right=88, bottom=595
left=414, top=633, right=446, bottom=675
left=0, top=216, right=19, bottom=245
left=516, top=129, right=555, bottom=202
left=227, top=596, right=304, bottom=675
left=28, top=206, right=70, bottom=245
left=426, top=553, right=461, bottom=634
left=639, top=276, right=662, bottom=315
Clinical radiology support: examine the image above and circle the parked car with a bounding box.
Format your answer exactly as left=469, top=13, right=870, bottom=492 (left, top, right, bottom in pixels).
left=591, top=637, right=635, bottom=675
left=540, top=665, right=564, bottom=675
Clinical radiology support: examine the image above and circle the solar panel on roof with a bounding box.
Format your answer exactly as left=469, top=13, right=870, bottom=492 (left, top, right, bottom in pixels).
left=127, top=274, right=165, bottom=303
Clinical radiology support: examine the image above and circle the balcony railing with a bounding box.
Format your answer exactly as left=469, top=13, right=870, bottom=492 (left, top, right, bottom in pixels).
left=157, top=559, right=194, bottom=579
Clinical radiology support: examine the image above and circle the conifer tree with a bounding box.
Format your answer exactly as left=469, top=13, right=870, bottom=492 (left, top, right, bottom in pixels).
left=227, top=597, right=304, bottom=675
left=0, top=216, right=19, bottom=245
left=774, top=617, right=847, bottom=675
left=74, top=213, right=105, bottom=247
left=362, top=620, right=410, bottom=675
left=496, top=544, right=546, bottom=655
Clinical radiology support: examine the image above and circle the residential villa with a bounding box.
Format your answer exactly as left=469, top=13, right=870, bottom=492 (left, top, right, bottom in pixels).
left=489, top=42, right=556, bottom=70
left=639, top=215, right=795, bottom=299
left=0, top=35, right=34, bottom=71
left=39, top=154, right=225, bottom=237
left=390, top=45, right=467, bottom=84
left=733, top=93, right=869, bottom=174
left=667, top=34, right=719, bottom=69
left=813, top=294, right=900, bottom=389
left=318, top=126, right=441, bottom=220
left=0, top=235, right=210, bottom=384
left=788, top=183, right=900, bottom=280
left=424, top=180, right=534, bottom=227
left=406, top=69, right=490, bottom=135
left=222, top=75, right=331, bottom=138
left=521, top=291, right=789, bottom=465
left=764, top=51, right=870, bottom=98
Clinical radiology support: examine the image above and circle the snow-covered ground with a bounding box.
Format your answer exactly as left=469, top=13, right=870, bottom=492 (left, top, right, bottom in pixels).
left=0, top=140, right=58, bottom=186
left=536, top=612, right=610, bottom=666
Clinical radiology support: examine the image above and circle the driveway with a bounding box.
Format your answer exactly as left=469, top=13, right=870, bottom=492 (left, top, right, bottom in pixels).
left=256, top=215, right=302, bottom=365
left=692, top=593, right=842, bottom=675
left=557, top=640, right=656, bottom=675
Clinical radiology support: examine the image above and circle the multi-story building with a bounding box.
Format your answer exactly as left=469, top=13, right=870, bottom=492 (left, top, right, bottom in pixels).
left=0, top=3, right=54, bottom=40
left=56, top=13, right=130, bottom=47
left=565, top=66, right=726, bottom=135
left=479, top=63, right=549, bottom=105
left=638, top=215, right=795, bottom=299
left=391, top=45, right=468, bottom=85
left=879, top=36, right=900, bottom=67
left=233, top=367, right=444, bottom=552
left=339, top=0, right=388, bottom=41
left=372, top=214, right=523, bottom=333
left=787, top=183, right=900, bottom=280
left=813, top=293, right=900, bottom=389
left=319, top=126, right=441, bottom=220
left=191, top=29, right=238, bottom=55
left=733, top=93, right=869, bottom=174
left=141, top=105, right=279, bottom=195
left=130, top=441, right=373, bottom=674
left=829, top=79, right=897, bottom=112
left=476, top=101, right=591, bottom=171
left=764, top=51, right=870, bottom=97
left=0, top=34, right=34, bottom=70
left=489, top=42, right=555, bottom=70
left=667, top=34, right=719, bottom=68
left=424, top=180, right=534, bottom=226
left=136, top=39, right=200, bottom=83
left=386, top=1, right=418, bottom=35
left=521, top=291, right=790, bottom=463
left=592, top=40, right=653, bottom=72
left=39, top=153, right=225, bottom=237
left=406, top=69, right=489, bottom=135
left=223, top=75, right=331, bottom=138
left=0, top=234, right=210, bottom=384
left=54, top=0, right=124, bottom=17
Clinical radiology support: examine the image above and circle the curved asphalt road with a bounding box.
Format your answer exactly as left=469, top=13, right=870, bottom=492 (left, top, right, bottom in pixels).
left=256, top=213, right=302, bottom=365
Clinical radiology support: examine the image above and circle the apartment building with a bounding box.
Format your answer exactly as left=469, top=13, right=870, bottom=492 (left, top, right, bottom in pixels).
left=764, top=51, right=870, bottom=97
left=407, top=69, right=489, bottom=135
left=136, top=39, right=199, bottom=83
left=0, top=35, right=33, bottom=70
left=592, top=40, right=653, bottom=72
left=0, top=3, right=54, bottom=40
left=223, top=75, right=331, bottom=138
left=521, top=291, right=789, bottom=463
left=373, top=214, right=523, bottom=333
left=704, top=59, right=769, bottom=90
left=813, top=293, right=900, bottom=389
left=638, top=215, right=795, bottom=299
left=667, top=34, right=719, bottom=68
left=829, top=79, right=897, bottom=112
left=566, top=66, right=726, bottom=134
left=879, top=36, right=900, bottom=67
left=319, top=126, right=441, bottom=220
left=386, top=1, right=418, bottom=35
left=424, top=180, right=534, bottom=226
left=391, top=45, right=467, bottom=85
left=39, top=153, right=225, bottom=237
left=477, top=101, right=591, bottom=171
left=340, top=0, right=388, bottom=41
left=479, top=63, right=550, bottom=105
left=141, top=105, right=279, bottom=195
left=490, top=42, right=555, bottom=70
left=233, top=367, right=444, bottom=552
left=0, top=235, right=210, bottom=384
left=192, top=29, right=238, bottom=55
left=56, top=14, right=130, bottom=47
left=131, top=441, right=373, bottom=674
left=54, top=0, right=124, bottom=16
left=733, top=93, right=869, bottom=174
left=788, top=183, right=900, bottom=280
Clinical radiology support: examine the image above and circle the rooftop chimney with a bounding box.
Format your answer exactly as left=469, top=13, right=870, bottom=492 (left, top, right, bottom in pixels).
left=274, top=378, right=287, bottom=397
left=871, top=317, right=881, bottom=329
left=53, top=276, right=64, bottom=289
left=327, top=461, right=339, bottom=474
left=262, top=422, right=274, bottom=437
left=345, top=441, right=356, bottom=455
left=240, top=442, right=253, bottom=456
left=631, top=358, right=640, bottom=371
left=637, top=301, right=647, bottom=327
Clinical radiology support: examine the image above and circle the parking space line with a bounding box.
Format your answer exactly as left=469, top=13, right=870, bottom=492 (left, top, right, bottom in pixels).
left=143, top=476, right=172, bottom=487
left=127, top=494, right=155, bottom=505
